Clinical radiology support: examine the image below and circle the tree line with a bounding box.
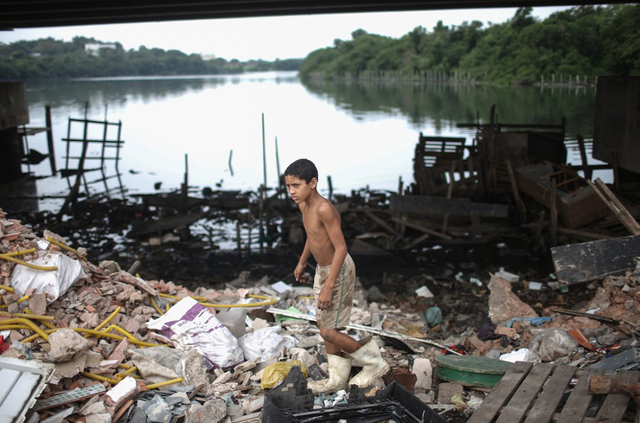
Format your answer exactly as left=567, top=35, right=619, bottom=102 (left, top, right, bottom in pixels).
left=0, top=36, right=302, bottom=79
left=299, top=5, right=640, bottom=85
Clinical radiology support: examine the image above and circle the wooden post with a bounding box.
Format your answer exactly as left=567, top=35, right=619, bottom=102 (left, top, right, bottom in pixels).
left=327, top=175, right=333, bottom=202
left=260, top=114, right=267, bottom=256
left=261, top=113, right=267, bottom=189
left=247, top=202, right=252, bottom=254
left=259, top=185, right=264, bottom=256
left=45, top=105, right=56, bottom=175
left=236, top=217, right=241, bottom=254
left=59, top=139, right=88, bottom=216
left=181, top=154, right=189, bottom=214
left=550, top=179, right=558, bottom=247
left=442, top=162, right=456, bottom=233
left=506, top=159, right=527, bottom=222
left=275, top=136, right=282, bottom=198
left=576, top=135, right=591, bottom=180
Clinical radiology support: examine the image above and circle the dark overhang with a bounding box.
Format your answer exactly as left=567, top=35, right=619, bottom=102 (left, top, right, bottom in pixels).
left=0, top=0, right=630, bottom=30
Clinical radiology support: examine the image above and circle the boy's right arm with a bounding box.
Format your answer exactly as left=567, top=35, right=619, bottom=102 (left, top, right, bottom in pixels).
left=294, top=239, right=311, bottom=283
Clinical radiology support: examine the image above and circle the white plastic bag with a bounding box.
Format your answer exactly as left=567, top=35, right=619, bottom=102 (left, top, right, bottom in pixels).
left=11, top=251, right=87, bottom=300
left=147, top=297, right=244, bottom=369
left=238, top=326, right=297, bottom=362
left=528, top=328, right=578, bottom=362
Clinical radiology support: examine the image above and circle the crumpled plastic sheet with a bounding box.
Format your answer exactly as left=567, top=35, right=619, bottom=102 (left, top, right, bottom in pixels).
left=11, top=251, right=87, bottom=300
left=238, top=326, right=297, bottom=362
left=528, top=327, right=578, bottom=362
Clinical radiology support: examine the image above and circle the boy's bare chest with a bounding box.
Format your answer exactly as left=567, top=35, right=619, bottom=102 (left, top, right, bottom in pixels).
left=302, top=211, right=325, bottom=235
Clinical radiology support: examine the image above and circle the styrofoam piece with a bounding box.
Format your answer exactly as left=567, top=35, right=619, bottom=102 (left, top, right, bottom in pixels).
left=495, top=271, right=519, bottom=283
left=499, top=348, right=534, bottom=363
left=415, top=285, right=434, bottom=298
left=528, top=282, right=543, bottom=290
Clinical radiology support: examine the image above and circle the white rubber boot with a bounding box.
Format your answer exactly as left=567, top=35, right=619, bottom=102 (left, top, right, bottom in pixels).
left=347, top=337, right=390, bottom=388
left=307, top=354, right=352, bottom=394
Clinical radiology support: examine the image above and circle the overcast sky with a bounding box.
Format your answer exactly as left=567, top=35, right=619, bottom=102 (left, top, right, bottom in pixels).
left=0, top=6, right=570, bottom=61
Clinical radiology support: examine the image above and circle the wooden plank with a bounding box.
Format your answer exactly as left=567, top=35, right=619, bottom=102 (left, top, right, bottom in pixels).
left=468, top=362, right=533, bottom=423
left=558, top=368, right=604, bottom=423
left=592, top=178, right=640, bottom=235
left=594, top=371, right=640, bottom=423
left=389, top=194, right=509, bottom=218
left=363, top=210, right=404, bottom=239
left=551, top=235, right=640, bottom=284
left=495, top=363, right=554, bottom=423
left=524, top=365, right=577, bottom=423
left=390, top=216, right=452, bottom=241
left=401, top=232, right=431, bottom=251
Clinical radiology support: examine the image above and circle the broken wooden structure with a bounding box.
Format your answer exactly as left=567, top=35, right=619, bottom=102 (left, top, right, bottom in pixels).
left=61, top=103, right=126, bottom=208
left=468, top=362, right=640, bottom=423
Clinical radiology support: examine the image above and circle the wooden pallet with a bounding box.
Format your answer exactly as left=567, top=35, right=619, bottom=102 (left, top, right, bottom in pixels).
left=468, top=362, right=640, bottom=423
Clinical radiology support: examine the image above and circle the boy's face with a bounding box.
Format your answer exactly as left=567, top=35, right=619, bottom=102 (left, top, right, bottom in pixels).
left=285, top=175, right=317, bottom=204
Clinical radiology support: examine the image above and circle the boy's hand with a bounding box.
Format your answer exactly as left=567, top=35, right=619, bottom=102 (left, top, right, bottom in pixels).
left=294, top=263, right=307, bottom=283
left=317, top=285, right=333, bottom=310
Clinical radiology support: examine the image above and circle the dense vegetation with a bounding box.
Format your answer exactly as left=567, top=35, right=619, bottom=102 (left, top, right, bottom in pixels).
left=299, top=5, right=640, bottom=85
left=0, top=36, right=302, bottom=79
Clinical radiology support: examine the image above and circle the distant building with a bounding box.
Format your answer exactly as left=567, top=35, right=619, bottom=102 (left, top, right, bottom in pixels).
left=85, top=43, right=116, bottom=56
left=200, top=53, right=217, bottom=61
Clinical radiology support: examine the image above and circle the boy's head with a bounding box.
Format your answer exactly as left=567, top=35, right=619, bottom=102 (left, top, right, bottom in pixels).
left=284, top=159, right=318, bottom=184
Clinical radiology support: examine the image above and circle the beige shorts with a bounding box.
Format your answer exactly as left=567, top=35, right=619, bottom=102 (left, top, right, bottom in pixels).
left=313, top=254, right=356, bottom=329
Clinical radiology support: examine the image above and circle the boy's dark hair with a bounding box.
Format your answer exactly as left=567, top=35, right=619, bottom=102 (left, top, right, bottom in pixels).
left=284, top=159, right=318, bottom=183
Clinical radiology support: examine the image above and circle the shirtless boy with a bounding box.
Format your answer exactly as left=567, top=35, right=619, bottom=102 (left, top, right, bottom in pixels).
left=284, top=158, right=389, bottom=394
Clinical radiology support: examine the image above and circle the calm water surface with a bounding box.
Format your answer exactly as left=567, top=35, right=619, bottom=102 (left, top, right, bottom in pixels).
left=23, top=72, right=601, bottom=211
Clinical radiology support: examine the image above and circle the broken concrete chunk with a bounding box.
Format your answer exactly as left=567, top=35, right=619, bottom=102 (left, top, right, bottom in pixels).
left=52, top=353, right=87, bottom=382
left=99, top=260, right=122, bottom=274
left=488, top=275, right=538, bottom=325
left=128, top=347, right=181, bottom=383
left=186, top=398, right=228, bottom=423
left=86, top=413, right=112, bottom=423
left=48, top=328, right=91, bottom=362
left=29, top=293, right=47, bottom=315
left=105, top=376, right=139, bottom=409
left=82, top=400, right=107, bottom=416
left=182, top=349, right=209, bottom=390
left=233, top=357, right=260, bottom=373
left=212, top=371, right=233, bottom=386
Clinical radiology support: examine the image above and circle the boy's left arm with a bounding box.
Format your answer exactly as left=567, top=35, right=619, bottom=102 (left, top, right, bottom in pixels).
left=316, top=203, right=348, bottom=310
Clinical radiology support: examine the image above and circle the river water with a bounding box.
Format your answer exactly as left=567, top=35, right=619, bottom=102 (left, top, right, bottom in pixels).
left=22, top=71, right=603, bottom=211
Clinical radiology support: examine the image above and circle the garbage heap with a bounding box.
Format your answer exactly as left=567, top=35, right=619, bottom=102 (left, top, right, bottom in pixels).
left=0, top=208, right=444, bottom=423
left=2, top=207, right=640, bottom=423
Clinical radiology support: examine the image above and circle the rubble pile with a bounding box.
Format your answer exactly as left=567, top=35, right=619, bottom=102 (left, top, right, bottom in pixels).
left=2, top=206, right=640, bottom=423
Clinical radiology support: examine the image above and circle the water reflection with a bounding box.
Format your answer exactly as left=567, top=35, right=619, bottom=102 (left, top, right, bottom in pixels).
left=301, top=79, right=596, bottom=137
left=20, top=72, right=600, bottom=204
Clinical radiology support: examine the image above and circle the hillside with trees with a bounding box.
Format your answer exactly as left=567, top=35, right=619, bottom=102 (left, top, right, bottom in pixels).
left=0, top=36, right=301, bottom=79
left=299, top=5, right=640, bottom=85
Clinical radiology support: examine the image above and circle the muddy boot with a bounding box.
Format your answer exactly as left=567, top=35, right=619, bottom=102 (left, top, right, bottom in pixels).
left=347, top=337, right=390, bottom=388
left=307, top=354, right=352, bottom=394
